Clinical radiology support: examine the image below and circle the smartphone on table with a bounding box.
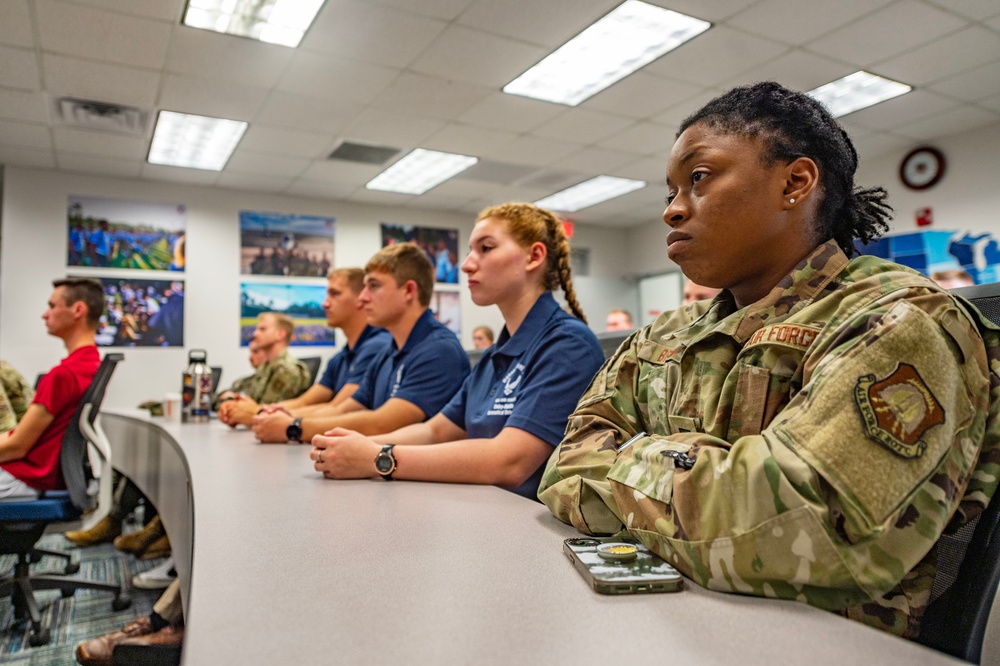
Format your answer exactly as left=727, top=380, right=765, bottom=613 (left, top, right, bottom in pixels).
left=563, top=535, right=684, bottom=595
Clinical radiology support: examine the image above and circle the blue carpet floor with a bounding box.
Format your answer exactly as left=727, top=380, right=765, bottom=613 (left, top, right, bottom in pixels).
left=1, top=533, right=165, bottom=666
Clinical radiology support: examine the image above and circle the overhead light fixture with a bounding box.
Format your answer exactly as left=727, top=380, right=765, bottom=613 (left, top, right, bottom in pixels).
left=503, top=0, right=710, bottom=107
left=182, top=0, right=326, bottom=48
left=807, top=71, right=912, bottom=117
left=366, top=149, right=478, bottom=195
left=148, top=111, right=247, bottom=171
left=535, top=176, right=646, bottom=212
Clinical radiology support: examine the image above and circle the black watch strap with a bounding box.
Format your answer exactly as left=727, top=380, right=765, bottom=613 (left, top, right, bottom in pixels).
left=375, top=444, right=396, bottom=480
left=286, top=417, right=303, bottom=443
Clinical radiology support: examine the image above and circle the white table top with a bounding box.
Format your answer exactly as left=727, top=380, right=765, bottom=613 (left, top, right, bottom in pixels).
left=101, top=411, right=961, bottom=666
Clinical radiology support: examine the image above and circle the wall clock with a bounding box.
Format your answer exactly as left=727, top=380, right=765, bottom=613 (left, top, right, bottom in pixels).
left=899, top=146, right=946, bottom=191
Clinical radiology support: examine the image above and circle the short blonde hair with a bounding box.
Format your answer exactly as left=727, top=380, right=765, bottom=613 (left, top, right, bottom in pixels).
left=365, top=243, right=434, bottom=307
left=329, top=267, right=364, bottom=294
left=262, top=312, right=295, bottom=342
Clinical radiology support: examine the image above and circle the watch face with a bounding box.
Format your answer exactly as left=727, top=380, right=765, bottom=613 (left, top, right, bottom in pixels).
left=375, top=454, right=394, bottom=474
left=900, top=146, right=945, bottom=190
left=287, top=421, right=302, bottom=441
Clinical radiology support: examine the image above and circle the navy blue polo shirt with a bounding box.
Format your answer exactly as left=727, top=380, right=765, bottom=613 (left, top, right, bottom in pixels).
left=318, top=326, right=392, bottom=394
left=352, top=309, right=469, bottom=417
left=440, top=292, right=604, bottom=499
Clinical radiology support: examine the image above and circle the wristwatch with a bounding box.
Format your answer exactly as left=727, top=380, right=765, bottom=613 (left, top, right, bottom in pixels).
left=286, top=417, right=303, bottom=443
left=374, top=444, right=396, bottom=480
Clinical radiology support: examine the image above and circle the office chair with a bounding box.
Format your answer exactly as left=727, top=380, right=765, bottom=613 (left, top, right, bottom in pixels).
left=0, top=353, right=131, bottom=647
left=300, top=356, right=322, bottom=385
left=209, top=366, right=223, bottom=394
left=916, top=281, right=1000, bottom=663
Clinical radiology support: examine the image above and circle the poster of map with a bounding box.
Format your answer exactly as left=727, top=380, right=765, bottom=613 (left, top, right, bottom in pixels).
left=857, top=229, right=1000, bottom=284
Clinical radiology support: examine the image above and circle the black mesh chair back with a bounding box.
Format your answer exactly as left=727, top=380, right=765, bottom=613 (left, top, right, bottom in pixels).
left=595, top=330, right=633, bottom=361
left=61, top=353, right=123, bottom=511
left=300, top=356, right=322, bottom=385
left=917, top=281, right=1000, bottom=663
left=210, top=366, right=223, bottom=394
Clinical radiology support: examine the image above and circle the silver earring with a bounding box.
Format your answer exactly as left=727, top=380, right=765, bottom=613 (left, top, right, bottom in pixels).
left=789, top=198, right=796, bottom=204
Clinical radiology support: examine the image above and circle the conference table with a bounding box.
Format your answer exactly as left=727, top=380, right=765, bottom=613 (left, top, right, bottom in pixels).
left=101, top=410, right=963, bottom=665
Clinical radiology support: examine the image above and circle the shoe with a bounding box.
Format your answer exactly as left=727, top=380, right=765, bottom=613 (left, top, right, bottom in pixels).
left=114, top=515, right=164, bottom=556
left=113, top=625, right=184, bottom=663
left=133, top=558, right=176, bottom=589
left=65, top=515, right=122, bottom=547
left=139, top=534, right=171, bottom=561
left=75, top=616, right=155, bottom=666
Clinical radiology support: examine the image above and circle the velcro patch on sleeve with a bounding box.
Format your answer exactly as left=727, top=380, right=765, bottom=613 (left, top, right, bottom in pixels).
left=773, top=300, right=973, bottom=531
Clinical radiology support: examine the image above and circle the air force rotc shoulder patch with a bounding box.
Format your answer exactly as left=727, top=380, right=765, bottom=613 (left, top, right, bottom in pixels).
left=854, top=363, right=945, bottom=459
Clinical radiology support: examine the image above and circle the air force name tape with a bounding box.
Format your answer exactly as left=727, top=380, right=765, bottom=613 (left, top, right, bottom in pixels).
left=854, top=363, right=945, bottom=459
left=745, top=324, right=821, bottom=352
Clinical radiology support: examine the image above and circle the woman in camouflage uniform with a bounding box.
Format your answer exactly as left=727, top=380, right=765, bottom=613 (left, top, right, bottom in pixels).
left=539, top=81, right=1000, bottom=639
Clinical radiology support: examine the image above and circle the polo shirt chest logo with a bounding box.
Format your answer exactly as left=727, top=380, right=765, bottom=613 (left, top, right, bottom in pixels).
left=489, top=363, right=525, bottom=417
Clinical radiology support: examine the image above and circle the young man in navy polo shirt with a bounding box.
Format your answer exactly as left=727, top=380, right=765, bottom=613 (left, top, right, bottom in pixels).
left=251, top=245, right=469, bottom=443
left=0, top=278, right=103, bottom=499
left=219, top=268, right=390, bottom=427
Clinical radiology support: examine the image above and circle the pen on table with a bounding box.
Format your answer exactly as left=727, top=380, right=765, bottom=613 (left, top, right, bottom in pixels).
left=616, top=431, right=647, bottom=454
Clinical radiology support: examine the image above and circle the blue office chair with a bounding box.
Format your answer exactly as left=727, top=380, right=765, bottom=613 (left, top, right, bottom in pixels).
left=0, top=353, right=131, bottom=647
left=916, top=281, right=1000, bottom=663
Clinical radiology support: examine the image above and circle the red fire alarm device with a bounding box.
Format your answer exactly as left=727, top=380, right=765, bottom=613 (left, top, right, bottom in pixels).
left=916, top=207, right=933, bottom=227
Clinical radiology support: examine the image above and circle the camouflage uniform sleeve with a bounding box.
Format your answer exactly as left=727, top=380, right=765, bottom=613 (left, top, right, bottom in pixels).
left=253, top=356, right=310, bottom=404
left=542, top=295, right=998, bottom=633
left=0, top=360, right=34, bottom=433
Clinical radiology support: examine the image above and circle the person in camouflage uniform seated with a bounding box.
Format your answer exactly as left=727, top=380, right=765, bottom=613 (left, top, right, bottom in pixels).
left=538, top=81, right=1000, bottom=640
left=0, top=360, right=34, bottom=433
left=217, top=312, right=310, bottom=422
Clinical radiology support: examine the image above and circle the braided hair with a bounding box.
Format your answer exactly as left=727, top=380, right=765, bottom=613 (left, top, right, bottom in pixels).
left=678, top=81, right=892, bottom=256
left=476, top=202, right=587, bottom=323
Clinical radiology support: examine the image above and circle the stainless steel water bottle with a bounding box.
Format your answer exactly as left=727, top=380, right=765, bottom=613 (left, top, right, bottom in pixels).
left=181, top=349, right=211, bottom=423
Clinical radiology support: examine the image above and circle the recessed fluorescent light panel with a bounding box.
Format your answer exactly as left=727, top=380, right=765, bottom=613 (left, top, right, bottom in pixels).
left=183, top=0, right=325, bottom=47
left=366, top=149, right=478, bottom=195
left=503, top=0, right=710, bottom=107
left=807, top=71, right=912, bottom=117
left=148, top=111, right=247, bottom=171
left=535, top=176, right=646, bottom=213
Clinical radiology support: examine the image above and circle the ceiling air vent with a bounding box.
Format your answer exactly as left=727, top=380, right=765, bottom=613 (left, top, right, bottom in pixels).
left=53, top=97, right=151, bottom=136
left=328, top=141, right=400, bottom=165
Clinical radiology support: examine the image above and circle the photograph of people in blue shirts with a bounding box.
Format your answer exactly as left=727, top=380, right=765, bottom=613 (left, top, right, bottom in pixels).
left=309, top=202, right=604, bottom=500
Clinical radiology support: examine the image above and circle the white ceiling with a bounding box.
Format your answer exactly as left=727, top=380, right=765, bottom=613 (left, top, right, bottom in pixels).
left=1, top=0, right=1000, bottom=228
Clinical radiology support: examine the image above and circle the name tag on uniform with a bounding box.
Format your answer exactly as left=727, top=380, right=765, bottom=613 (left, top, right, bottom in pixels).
left=745, top=324, right=821, bottom=353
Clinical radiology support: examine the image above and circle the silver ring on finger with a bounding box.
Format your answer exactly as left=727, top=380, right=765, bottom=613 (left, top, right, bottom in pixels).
left=317, top=451, right=323, bottom=464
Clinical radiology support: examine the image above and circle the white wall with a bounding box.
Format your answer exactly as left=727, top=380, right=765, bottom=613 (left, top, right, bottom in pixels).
left=856, top=121, right=1000, bottom=238
left=0, top=167, right=631, bottom=409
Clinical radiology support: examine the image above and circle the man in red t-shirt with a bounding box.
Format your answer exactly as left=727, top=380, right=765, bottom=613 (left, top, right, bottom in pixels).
left=0, top=278, right=103, bottom=499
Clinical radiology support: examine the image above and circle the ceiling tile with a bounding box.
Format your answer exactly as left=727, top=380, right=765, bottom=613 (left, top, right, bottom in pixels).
left=346, top=187, right=415, bottom=207
left=458, top=93, right=565, bottom=133
left=0, top=120, right=52, bottom=150
left=52, top=126, right=147, bottom=158
left=843, top=89, right=960, bottom=131
left=927, top=60, right=1000, bottom=102
left=298, top=160, right=383, bottom=187
left=70, top=0, right=183, bottom=21
left=582, top=73, right=702, bottom=121
left=341, top=108, right=444, bottom=148
left=484, top=135, right=581, bottom=167
left=254, top=92, right=364, bottom=136
left=423, top=123, right=519, bottom=157
left=369, top=72, right=493, bottom=121
left=643, top=25, right=788, bottom=87
left=36, top=0, right=172, bottom=70
left=238, top=125, right=334, bottom=159
left=977, top=94, right=1000, bottom=114
left=0, top=46, right=41, bottom=91
left=654, top=89, right=726, bottom=129
left=165, top=27, right=295, bottom=89
left=42, top=53, right=160, bottom=107
left=873, top=26, right=1000, bottom=86
left=409, top=25, right=547, bottom=88
left=548, top=146, right=640, bottom=175
left=277, top=51, right=401, bottom=105
left=140, top=162, right=221, bottom=185
left=457, top=0, right=616, bottom=48
left=613, top=156, right=668, bottom=184
left=596, top=122, right=674, bottom=157
left=808, top=0, right=968, bottom=67
left=283, top=179, right=357, bottom=202
left=850, top=131, right=913, bottom=163
left=56, top=152, right=142, bottom=177
left=727, top=0, right=895, bottom=45
left=720, top=49, right=855, bottom=92
left=225, top=150, right=310, bottom=178
left=216, top=171, right=294, bottom=194
left=301, top=1, right=447, bottom=69
left=0, top=0, right=34, bottom=48
left=643, top=0, right=759, bottom=22
left=531, top=108, right=635, bottom=144
left=367, top=0, right=475, bottom=21
left=893, top=106, right=1000, bottom=142
left=0, top=89, right=46, bottom=123
left=0, top=146, right=56, bottom=169
left=158, top=74, right=268, bottom=121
